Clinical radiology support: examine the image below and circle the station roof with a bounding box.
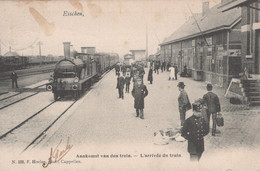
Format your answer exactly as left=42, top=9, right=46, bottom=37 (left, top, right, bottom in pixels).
left=221, top=0, right=257, bottom=12
left=160, top=3, right=241, bottom=46
left=3, top=51, right=19, bottom=57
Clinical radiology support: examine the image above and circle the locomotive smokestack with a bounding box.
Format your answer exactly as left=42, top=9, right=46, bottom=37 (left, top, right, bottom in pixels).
left=63, top=42, right=71, bottom=59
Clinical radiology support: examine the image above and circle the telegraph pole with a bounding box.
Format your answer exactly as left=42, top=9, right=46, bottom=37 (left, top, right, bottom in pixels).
left=146, top=21, right=148, bottom=60
left=38, top=42, right=43, bottom=66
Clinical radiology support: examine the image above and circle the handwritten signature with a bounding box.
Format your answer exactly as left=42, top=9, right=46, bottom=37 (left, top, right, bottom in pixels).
left=42, top=137, right=73, bottom=168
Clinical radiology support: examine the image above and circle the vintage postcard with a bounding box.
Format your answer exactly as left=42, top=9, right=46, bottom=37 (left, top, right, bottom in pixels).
left=0, top=0, right=260, bottom=170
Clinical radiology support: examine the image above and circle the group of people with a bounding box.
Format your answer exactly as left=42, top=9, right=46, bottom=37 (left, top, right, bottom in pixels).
left=116, top=63, right=148, bottom=119
left=150, top=60, right=167, bottom=74
left=115, top=62, right=222, bottom=162
left=149, top=60, right=179, bottom=81
left=168, top=64, right=178, bottom=80
left=177, top=82, right=221, bottom=161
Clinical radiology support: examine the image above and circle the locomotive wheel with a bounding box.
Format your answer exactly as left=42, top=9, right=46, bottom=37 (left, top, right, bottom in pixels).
left=53, top=93, right=58, bottom=101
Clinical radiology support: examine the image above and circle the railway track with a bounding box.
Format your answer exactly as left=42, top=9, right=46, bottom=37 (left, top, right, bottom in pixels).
left=0, top=100, right=57, bottom=139
left=0, top=84, right=47, bottom=110
left=0, top=66, right=54, bottom=81
left=0, top=98, right=77, bottom=152
left=0, top=68, right=113, bottom=152
left=0, top=83, right=47, bottom=102
left=23, top=100, right=77, bottom=152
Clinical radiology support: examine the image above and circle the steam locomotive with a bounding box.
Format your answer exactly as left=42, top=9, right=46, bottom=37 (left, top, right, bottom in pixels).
left=46, top=42, right=119, bottom=100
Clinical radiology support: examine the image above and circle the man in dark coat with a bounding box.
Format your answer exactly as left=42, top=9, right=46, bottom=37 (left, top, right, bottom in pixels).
left=177, top=82, right=191, bottom=127
left=125, top=68, right=131, bottom=93
left=181, top=100, right=209, bottom=162
left=131, top=78, right=148, bottom=119
left=174, top=64, right=178, bottom=80
left=122, top=64, right=127, bottom=76
left=10, top=70, right=18, bottom=88
left=167, top=62, right=171, bottom=71
left=138, top=66, right=145, bottom=83
left=115, top=64, right=120, bottom=76
left=163, top=61, right=166, bottom=71
left=203, top=84, right=221, bottom=136
left=147, top=66, right=153, bottom=84
left=116, top=73, right=125, bottom=99
left=183, top=65, right=188, bottom=77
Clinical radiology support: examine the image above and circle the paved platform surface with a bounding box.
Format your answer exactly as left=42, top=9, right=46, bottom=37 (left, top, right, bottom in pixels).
left=38, top=68, right=260, bottom=170
left=0, top=67, right=259, bottom=170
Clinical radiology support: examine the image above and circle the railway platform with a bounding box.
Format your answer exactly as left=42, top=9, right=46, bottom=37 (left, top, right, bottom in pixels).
left=40, top=68, right=260, bottom=170
left=0, top=68, right=260, bottom=170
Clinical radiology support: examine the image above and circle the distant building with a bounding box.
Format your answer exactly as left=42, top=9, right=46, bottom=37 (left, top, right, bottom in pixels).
left=4, top=47, right=19, bottom=57
left=129, top=50, right=146, bottom=61
left=4, top=51, right=19, bottom=57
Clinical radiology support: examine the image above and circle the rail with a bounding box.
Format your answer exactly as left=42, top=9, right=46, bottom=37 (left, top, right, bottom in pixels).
left=0, top=66, right=55, bottom=81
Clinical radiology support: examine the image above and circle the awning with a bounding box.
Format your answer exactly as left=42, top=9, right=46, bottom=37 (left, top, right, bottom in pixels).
left=221, top=0, right=256, bottom=12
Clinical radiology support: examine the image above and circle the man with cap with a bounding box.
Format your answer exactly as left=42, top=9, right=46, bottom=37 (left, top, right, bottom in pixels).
left=138, top=66, right=145, bottom=83
left=115, top=63, right=120, bottom=76
left=177, top=82, right=191, bottom=127
left=147, top=66, right=153, bottom=84
left=10, top=70, right=18, bottom=88
left=131, top=77, right=148, bottom=119
left=203, top=83, right=221, bottom=136
left=125, top=68, right=131, bottom=93
left=181, top=100, right=209, bottom=162
left=116, top=73, right=125, bottom=99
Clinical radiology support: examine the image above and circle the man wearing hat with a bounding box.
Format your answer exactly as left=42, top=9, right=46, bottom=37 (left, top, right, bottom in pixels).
left=177, top=82, right=191, bottom=127
left=181, top=100, right=209, bottom=162
left=116, top=73, right=125, bottom=99
left=131, top=78, right=148, bottom=119
left=203, top=84, right=221, bottom=136
left=10, top=70, right=18, bottom=88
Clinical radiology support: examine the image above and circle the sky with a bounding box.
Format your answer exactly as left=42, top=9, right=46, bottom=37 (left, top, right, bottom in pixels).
left=0, top=0, right=221, bottom=58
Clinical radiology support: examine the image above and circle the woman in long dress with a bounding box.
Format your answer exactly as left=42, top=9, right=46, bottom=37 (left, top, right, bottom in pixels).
left=147, top=67, right=153, bottom=84
left=169, top=64, right=175, bottom=80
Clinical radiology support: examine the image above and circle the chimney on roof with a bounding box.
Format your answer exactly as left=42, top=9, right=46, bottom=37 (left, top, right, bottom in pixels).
left=9, top=46, right=11, bottom=52
left=202, top=1, right=209, bottom=16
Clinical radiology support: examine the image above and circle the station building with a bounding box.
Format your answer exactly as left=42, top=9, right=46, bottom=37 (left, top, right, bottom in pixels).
left=160, top=1, right=242, bottom=88
left=220, top=0, right=260, bottom=105
left=130, top=50, right=146, bottom=61
left=221, top=0, right=260, bottom=77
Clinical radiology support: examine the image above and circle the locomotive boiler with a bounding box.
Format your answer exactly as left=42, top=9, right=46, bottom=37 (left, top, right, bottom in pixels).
left=47, top=42, right=119, bottom=100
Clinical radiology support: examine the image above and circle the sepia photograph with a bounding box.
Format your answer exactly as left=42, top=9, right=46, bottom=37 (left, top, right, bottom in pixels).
left=0, top=0, right=260, bottom=170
